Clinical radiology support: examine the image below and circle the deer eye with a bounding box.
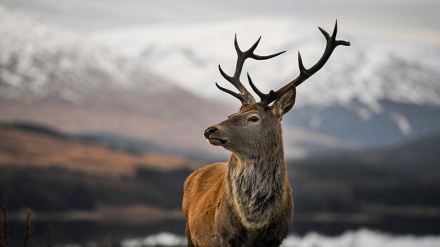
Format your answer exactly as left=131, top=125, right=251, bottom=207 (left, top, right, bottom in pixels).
left=249, top=116, right=259, bottom=122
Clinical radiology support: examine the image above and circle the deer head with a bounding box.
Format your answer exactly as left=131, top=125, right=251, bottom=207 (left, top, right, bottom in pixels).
left=204, top=21, right=350, bottom=158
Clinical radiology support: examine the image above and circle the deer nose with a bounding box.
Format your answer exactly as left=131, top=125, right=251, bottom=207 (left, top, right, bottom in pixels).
left=204, top=127, right=218, bottom=139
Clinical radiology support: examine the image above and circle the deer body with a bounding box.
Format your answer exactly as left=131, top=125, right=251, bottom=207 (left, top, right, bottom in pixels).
left=183, top=22, right=349, bottom=247
left=183, top=104, right=293, bottom=247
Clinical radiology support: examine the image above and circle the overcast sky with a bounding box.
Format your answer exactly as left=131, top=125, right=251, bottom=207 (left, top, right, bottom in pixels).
left=0, top=0, right=439, bottom=35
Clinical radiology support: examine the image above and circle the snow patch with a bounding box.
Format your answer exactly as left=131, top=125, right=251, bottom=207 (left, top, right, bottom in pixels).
left=390, top=111, right=412, bottom=135
left=283, top=229, right=440, bottom=247
left=122, top=232, right=186, bottom=247
left=120, top=229, right=440, bottom=247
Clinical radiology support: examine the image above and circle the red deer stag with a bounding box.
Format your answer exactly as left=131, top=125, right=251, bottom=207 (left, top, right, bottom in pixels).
left=182, top=21, right=350, bottom=247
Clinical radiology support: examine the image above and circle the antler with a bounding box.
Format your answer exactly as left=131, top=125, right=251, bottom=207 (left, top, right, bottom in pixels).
left=255, top=20, right=351, bottom=107
left=216, top=34, right=285, bottom=106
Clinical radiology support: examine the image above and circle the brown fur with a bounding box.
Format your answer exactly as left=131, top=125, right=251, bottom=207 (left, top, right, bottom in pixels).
left=183, top=92, right=295, bottom=247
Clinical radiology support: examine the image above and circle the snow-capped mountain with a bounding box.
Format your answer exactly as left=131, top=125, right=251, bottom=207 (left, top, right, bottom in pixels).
left=93, top=19, right=440, bottom=109
left=0, top=6, right=232, bottom=159
left=0, top=6, right=175, bottom=102
left=93, top=18, right=440, bottom=147
left=1, top=5, right=439, bottom=158
left=1, top=6, right=379, bottom=159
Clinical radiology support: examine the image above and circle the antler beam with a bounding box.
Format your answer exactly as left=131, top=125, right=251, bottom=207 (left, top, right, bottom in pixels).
left=257, top=20, right=350, bottom=107
left=216, top=34, right=285, bottom=106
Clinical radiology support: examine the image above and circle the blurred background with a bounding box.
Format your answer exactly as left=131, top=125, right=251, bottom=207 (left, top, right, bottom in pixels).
left=0, top=0, right=439, bottom=246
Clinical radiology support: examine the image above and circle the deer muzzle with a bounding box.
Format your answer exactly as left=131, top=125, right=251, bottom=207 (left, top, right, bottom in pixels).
left=204, top=127, right=227, bottom=146
left=204, top=127, right=218, bottom=139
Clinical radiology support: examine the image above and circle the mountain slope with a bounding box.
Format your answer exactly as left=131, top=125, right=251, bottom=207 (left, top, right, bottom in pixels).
left=2, top=122, right=439, bottom=244
left=0, top=6, right=229, bottom=158
left=0, top=123, right=198, bottom=175
left=288, top=100, right=440, bottom=147
left=93, top=18, right=440, bottom=147
left=0, top=123, right=191, bottom=244
left=0, top=7, right=355, bottom=158
left=289, top=132, right=440, bottom=235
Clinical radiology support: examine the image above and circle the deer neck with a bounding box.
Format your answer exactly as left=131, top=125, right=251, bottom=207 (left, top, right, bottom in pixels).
left=226, top=144, right=287, bottom=229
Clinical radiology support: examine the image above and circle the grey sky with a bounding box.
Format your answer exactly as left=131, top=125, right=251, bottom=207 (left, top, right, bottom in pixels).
left=0, top=0, right=439, bottom=33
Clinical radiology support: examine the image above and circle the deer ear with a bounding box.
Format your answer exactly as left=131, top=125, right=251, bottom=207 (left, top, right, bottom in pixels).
left=270, top=87, right=296, bottom=118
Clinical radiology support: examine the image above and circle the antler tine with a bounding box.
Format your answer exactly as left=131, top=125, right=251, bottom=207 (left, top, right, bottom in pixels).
left=215, top=82, right=247, bottom=103
left=247, top=73, right=278, bottom=104
left=259, top=20, right=350, bottom=107
left=300, top=20, right=350, bottom=86
left=217, top=34, right=286, bottom=106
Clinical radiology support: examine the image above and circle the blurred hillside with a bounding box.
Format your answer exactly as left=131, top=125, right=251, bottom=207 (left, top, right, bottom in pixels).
left=0, top=8, right=359, bottom=160
left=0, top=123, right=194, bottom=244
left=291, top=132, right=440, bottom=235
left=0, top=6, right=364, bottom=159
left=1, top=123, right=439, bottom=245
left=0, top=5, right=230, bottom=160
left=94, top=19, right=440, bottom=150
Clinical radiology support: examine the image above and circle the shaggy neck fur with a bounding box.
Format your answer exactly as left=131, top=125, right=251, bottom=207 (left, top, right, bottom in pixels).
left=227, top=142, right=286, bottom=229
